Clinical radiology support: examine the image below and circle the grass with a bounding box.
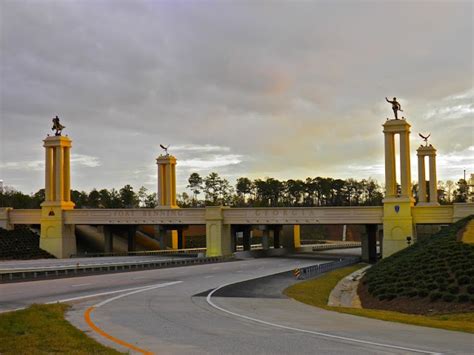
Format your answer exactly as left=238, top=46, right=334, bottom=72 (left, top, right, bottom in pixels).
left=0, top=304, right=123, bottom=355
left=284, top=264, right=474, bottom=333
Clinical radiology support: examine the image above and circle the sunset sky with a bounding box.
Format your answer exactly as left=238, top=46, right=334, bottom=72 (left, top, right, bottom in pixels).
left=1, top=0, right=473, bottom=195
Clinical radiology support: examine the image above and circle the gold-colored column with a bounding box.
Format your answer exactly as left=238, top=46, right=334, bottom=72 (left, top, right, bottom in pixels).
left=429, top=154, right=437, bottom=203
left=384, top=132, right=396, bottom=197
left=399, top=131, right=411, bottom=197
left=167, top=163, right=172, bottom=205
left=417, top=154, right=427, bottom=202
left=63, top=147, right=71, bottom=202
left=45, top=147, right=54, bottom=201
left=55, top=146, right=64, bottom=201
left=171, top=163, right=176, bottom=206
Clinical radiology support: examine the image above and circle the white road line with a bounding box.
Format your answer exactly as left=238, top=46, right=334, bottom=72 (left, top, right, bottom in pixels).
left=204, top=275, right=214, bottom=278
left=71, top=283, right=92, bottom=287
left=46, top=282, right=181, bottom=305
left=93, top=281, right=182, bottom=308
left=206, top=284, right=441, bottom=355
left=0, top=282, right=182, bottom=314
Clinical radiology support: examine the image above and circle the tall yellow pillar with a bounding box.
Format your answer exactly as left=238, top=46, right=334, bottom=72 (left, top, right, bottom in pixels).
left=40, top=136, right=76, bottom=258
left=156, top=155, right=178, bottom=208
left=416, top=144, right=439, bottom=206
left=156, top=154, right=179, bottom=249
left=382, top=119, right=414, bottom=257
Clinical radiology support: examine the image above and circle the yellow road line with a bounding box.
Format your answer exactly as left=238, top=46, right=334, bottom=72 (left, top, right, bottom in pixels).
left=84, top=306, right=153, bottom=355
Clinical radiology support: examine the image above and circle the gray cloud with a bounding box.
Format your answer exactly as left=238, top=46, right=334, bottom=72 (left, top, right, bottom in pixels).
left=1, top=0, right=472, bottom=194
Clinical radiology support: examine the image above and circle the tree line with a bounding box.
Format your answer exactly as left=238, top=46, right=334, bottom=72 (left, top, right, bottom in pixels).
left=0, top=174, right=469, bottom=209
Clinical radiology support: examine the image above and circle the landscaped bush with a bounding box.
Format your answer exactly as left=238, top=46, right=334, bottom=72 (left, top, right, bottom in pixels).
left=362, top=215, right=474, bottom=304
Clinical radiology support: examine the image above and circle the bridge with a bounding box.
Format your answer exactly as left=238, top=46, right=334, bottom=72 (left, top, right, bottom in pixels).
left=1, top=118, right=473, bottom=259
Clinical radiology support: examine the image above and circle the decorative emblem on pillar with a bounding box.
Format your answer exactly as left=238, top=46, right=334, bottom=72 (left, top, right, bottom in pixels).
left=394, top=205, right=400, bottom=213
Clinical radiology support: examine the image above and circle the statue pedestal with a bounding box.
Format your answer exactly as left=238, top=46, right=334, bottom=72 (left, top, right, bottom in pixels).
left=382, top=197, right=414, bottom=257
left=40, top=202, right=76, bottom=258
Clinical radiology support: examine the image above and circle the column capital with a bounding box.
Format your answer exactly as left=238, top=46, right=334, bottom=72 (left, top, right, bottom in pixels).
left=43, top=135, right=72, bottom=148
left=156, top=155, right=177, bottom=165
left=383, top=119, right=411, bottom=134
left=416, top=145, right=437, bottom=156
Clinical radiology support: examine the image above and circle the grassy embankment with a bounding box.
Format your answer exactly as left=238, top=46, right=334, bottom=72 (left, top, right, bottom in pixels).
left=284, top=264, right=474, bottom=333
left=284, top=216, right=474, bottom=334
left=0, top=304, right=123, bottom=354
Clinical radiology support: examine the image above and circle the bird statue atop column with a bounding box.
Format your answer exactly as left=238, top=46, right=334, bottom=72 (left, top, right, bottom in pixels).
left=419, top=133, right=431, bottom=146
left=160, top=144, right=170, bottom=156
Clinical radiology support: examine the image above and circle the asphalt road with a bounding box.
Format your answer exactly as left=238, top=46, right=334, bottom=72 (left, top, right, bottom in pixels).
left=1, top=257, right=472, bottom=354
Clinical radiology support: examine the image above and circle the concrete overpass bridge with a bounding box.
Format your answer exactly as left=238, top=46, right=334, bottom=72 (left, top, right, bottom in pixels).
left=1, top=203, right=472, bottom=262
left=1, top=117, right=473, bottom=260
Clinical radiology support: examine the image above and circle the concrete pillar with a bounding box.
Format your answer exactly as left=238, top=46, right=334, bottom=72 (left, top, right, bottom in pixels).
left=171, top=230, right=178, bottom=249
left=293, top=225, right=301, bottom=248
left=127, top=225, right=136, bottom=252
left=177, top=228, right=184, bottom=249
left=45, top=147, right=53, bottom=201
left=417, top=154, right=427, bottom=203
left=429, top=152, right=438, bottom=203
left=384, top=132, right=396, bottom=197
left=205, top=206, right=232, bottom=257
left=382, top=119, right=414, bottom=258
left=230, top=225, right=237, bottom=252
left=103, top=225, right=113, bottom=253
left=362, top=224, right=377, bottom=263
left=261, top=228, right=269, bottom=250
left=54, top=146, right=64, bottom=202
left=40, top=135, right=76, bottom=258
left=156, top=155, right=178, bottom=208
left=63, top=147, right=71, bottom=202
left=0, top=208, right=14, bottom=230
left=399, top=131, right=411, bottom=197
left=416, top=144, right=439, bottom=206
left=243, top=227, right=251, bottom=251
left=273, top=226, right=281, bottom=248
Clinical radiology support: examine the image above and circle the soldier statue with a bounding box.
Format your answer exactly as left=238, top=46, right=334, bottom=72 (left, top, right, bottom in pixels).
left=52, top=115, right=65, bottom=136
left=385, top=97, right=403, bottom=120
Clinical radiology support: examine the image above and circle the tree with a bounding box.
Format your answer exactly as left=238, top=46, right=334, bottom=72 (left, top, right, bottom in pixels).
left=88, top=189, right=100, bottom=208
left=71, top=190, right=88, bottom=208
left=144, top=193, right=157, bottom=208
left=137, top=186, right=148, bottom=207
left=445, top=180, right=455, bottom=203
left=187, top=173, right=203, bottom=206
left=236, top=177, right=252, bottom=204
left=119, top=185, right=138, bottom=208
left=454, top=179, right=468, bottom=202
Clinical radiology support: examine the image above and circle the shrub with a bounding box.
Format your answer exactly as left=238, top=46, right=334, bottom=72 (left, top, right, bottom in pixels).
left=457, top=294, right=470, bottom=303
left=429, top=292, right=442, bottom=302
left=467, top=285, right=474, bottom=295
left=442, top=293, right=455, bottom=302
left=458, top=276, right=470, bottom=285
left=448, top=286, right=460, bottom=295
left=417, top=290, right=429, bottom=298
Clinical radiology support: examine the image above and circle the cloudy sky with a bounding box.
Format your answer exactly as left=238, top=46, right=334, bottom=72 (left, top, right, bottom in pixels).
left=1, top=0, right=473, bottom=195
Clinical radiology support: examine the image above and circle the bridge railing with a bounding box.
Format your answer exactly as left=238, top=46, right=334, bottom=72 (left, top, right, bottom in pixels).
left=70, top=247, right=207, bottom=258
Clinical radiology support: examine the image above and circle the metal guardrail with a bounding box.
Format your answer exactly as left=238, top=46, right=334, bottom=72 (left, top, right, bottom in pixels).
left=293, top=256, right=360, bottom=280
left=70, top=248, right=207, bottom=258
left=311, top=242, right=361, bottom=251
left=0, top=255, right=230, bottom=283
